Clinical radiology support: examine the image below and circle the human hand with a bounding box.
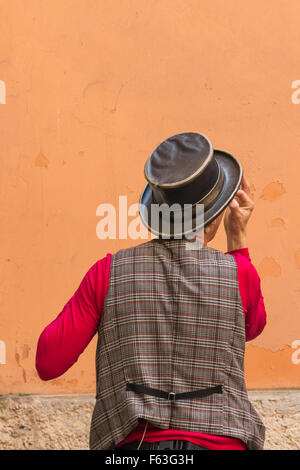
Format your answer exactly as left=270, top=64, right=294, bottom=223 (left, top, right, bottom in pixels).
left=224, top=173, right=254, bottom=250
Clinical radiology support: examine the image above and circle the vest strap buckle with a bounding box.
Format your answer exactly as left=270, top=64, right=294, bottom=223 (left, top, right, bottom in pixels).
left=168, top=392, right=176, bottom=401
left=126, top=382, right=223, bottom=402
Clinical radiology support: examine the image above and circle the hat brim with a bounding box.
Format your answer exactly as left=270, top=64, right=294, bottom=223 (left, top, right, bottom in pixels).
left=139, top=149, right=242, bottom=238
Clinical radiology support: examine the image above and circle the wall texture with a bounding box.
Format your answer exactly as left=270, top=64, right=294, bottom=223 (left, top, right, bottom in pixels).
left=0, top=0, right=300, bottom=438
left=0, top=391, right=299, bottom=450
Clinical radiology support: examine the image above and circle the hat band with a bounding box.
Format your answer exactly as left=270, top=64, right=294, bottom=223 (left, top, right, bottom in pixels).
left=151, top=157, right=219, bottom=207
left=192, top=161, right=224, bottom=211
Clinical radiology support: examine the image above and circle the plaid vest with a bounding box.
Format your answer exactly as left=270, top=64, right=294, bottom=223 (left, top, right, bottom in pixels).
left=89, top=238, right=265, bottom=450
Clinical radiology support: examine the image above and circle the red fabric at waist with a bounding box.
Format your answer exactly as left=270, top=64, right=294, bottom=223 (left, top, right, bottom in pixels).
left=117, top=420, right=247, bottom=450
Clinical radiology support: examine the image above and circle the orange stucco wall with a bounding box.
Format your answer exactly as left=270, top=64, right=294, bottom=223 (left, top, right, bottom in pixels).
left=0, top=0, right=300, bottom=394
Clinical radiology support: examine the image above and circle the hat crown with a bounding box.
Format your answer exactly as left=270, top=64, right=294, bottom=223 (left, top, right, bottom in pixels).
left=145, top=132, right=213, bottom=187
left=139, top=131, right=242, bottom=238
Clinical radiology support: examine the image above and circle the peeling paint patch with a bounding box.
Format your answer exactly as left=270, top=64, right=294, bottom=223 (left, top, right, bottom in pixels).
left=245, top=345, right=300, bottom=388
left=271, top=217, right=285, bottom=227
left=260, top=181, right=286, bottom=201
left=257, top=257, right=281, bottom=277
left=22, top=344, right=30, bottom=360
left=52, top=378, right=65, bottom=386
left=67, top=379, right=78, bottom=387
left=15, top=352, right=20, bottom=367
left=35, top=152, right=49, bottom=168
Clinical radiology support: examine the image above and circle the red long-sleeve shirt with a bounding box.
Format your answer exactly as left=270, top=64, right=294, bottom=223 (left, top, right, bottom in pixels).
left=36, top=247, right=266, bottom=450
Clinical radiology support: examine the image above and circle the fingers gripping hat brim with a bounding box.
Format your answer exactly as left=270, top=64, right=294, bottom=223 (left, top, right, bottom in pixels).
left=139, top=150, right=243, bottom=238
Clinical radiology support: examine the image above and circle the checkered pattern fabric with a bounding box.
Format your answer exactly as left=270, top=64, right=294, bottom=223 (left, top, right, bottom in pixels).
left=89, top=238, right=265, bottom=450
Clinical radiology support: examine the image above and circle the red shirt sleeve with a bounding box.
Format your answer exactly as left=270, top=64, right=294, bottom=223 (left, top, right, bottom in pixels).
left=36, top=247, right=266, bottom=381
left=225, top=248, right=267, bottom=342
left=35, top=254, right=112, bottom=380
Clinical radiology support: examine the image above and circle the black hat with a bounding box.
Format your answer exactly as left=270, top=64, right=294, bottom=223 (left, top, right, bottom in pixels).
left=139, top=131, right=242, bottom=238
